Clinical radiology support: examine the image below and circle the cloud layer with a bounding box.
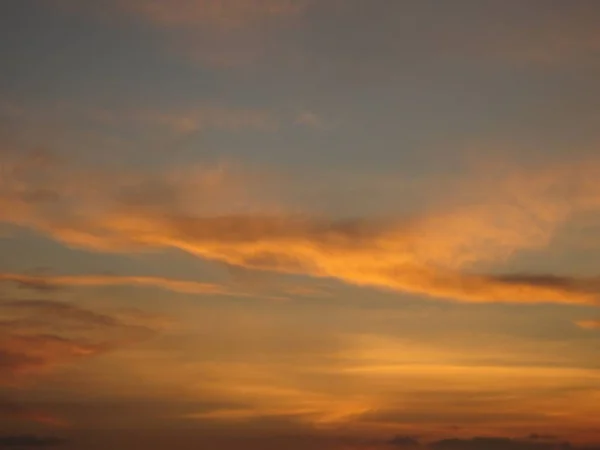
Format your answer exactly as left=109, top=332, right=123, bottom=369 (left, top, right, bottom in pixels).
left=2, top=152, right=600, bottom=306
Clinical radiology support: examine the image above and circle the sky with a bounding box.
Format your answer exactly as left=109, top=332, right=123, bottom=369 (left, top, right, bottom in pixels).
left=1, top=1, right=600, bottom=449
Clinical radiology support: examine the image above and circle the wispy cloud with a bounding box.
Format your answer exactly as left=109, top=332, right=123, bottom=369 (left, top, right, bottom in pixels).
left=0, top=299, right=168, bottom=382
left=111, top=0, right=313, bottom=29
left=575, top=320, right=600, bottom=330
left=0, top=402, right=68, bottom=428
left=0, top=100, right=277, bottom=135
left=58, top=0, right=318, bottom=67
left=0, top=273, right=232, bottom=296
left=2, top=152, right=600, bottom=306
left=294, top=112, right=330, bottom=130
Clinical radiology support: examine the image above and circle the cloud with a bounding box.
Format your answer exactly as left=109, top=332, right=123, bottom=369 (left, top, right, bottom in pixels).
left=428, top=437, right=573, bottom=450
left=388, top=436, right=420, bottom=447
left=0, top=401, right=68, bottom=428
left=575, top=320, right=600, bottom=330
left=295, top=112, right=329, bottom=130
left=0, top=299, right=168, bottom=382
left=356, top=436, right=594, bottom=450
left=0, top=100, right=277, bottom=136
left=3, top=152, right=600, bottom=306
left=469, top=6, right=600, bottom=66
left=96, top=105, right=277, bottom=135
left=0, top=272, right=237, bottom=297
left=528, top=435, right=560, bottom=442
left=58, top=0, right=318, bottom=67
left=111, top=0, right=313, bottom=29
left=325, top=435, right=600, bottom=450
left=0, top=435, right=65, bottom=448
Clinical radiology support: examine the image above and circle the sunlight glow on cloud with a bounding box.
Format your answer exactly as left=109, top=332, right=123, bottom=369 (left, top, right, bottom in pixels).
left=2, top=152, right=600, bottom=306
left=575, top=320, right=600, bottom=330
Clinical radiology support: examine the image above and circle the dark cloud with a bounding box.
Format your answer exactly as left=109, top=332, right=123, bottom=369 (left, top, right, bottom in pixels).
left=429, top=437, right=572, bottom=450
left=528, top=435, right=559, bottom=442
left=388, top=436, right=421, bottom=447
left=0, top=400, right=67, bottom=427
left=0, top=435, right=65, bottom=447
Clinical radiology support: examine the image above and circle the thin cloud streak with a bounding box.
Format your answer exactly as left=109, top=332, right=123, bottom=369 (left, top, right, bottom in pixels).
left=0, top=299, right=169, bottom=381
left=575, top=320, right=600, bottom=330
left=0, top=402, right=68, bottom=428
left=111, top=0, right=313, bottom=29
left=0, top=273, right=233, bottom=296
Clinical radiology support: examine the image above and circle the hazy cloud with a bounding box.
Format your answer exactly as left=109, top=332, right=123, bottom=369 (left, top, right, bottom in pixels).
left=58, top=0, right=319, bottom=67
left=110, top=0, right=313, bottom=29
left=0, top=401, right=68, bottom=428
left=575, top=320, right=600, bottom=330
left=0, top=100, right=278, bottom=136
left=0, top=298, right=168, bottom=382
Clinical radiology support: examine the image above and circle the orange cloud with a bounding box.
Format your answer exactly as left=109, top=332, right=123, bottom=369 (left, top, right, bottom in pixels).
left=2, top=152, right=600, bottom=306
left=575, top=320, right=600, bottom=330
left=0, top=299, right=168, bottom=383
left=0, top=273, right=230, bottom=296
left=0, top=271, right=291, bottom=301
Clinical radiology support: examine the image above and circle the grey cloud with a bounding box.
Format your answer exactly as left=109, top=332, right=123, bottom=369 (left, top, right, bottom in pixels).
left=0, top=435, right=65, bottom=447
left=388, top=436, right=421, bottom=447
left=429, top=437, right=573, bottom=450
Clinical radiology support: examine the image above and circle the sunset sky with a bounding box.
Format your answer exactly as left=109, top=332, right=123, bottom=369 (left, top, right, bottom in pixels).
left=1, top=1, right=600, bottom=449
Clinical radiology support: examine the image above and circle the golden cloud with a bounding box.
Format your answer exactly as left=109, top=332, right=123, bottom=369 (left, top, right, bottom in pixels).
left=2, top=152, right=600, bottom=306
left=575, top=320, right=600, bottom=330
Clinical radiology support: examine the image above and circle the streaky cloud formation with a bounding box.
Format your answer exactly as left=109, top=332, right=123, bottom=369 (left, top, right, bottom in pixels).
left=2, top=152, right=600, bottom=306
left=0, top=272, right=238, bottom=297
left=0, top=100, right=278, bottom=135
left=0, top=402, right=68, bottom=428
left=0, top=298, right=168, bottom=382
